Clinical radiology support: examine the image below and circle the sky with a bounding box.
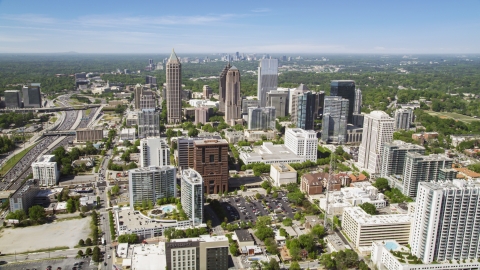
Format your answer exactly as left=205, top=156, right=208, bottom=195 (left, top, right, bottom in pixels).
left=0, top=0, right=479, bottom=54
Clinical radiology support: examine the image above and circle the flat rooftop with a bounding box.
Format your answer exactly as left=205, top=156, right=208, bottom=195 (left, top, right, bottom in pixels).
left=235, top=229, right=254, bottom=242
left=239, top=143, right=303, bottom=162
left=171, top=235, right=228, bottom=243
left=193, top=138, right=228, bottom=146
left=344, top=207, right=411, bottom=225
left=131, top=242, right=166, bottom=270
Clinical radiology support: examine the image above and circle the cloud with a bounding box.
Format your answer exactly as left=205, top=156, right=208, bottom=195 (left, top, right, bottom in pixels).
left=1, top=14, right=57, bottom=24
left=251, top=8, right=271, bottom=13
left=374, top=46, right=386, bottom=50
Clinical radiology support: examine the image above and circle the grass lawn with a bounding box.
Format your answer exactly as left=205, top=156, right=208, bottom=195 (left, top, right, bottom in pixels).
left=0, top=144, right=37, bottom=176
left=427, top=111, right=480, bottom=123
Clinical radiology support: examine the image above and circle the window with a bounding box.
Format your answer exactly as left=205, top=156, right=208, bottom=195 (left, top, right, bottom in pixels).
left=210, top=155, right=214, bottom=162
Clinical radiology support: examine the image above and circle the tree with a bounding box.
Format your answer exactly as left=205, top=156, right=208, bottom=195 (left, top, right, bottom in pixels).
left=373, top=177, right=390, bottom=191
left=85, top=247, right=92, bottom=255
left=255, top=226, right=274, bottom=241
left=359, top=202, right=377, bottom=215
left=5, top=209, right=27, bottom=221
left=78, top=239, right=85, bottom=246
left=188, top=128, right=199, bottom=137
left=229, top=243, right=238, bottom=256
left=320, top=253, right=336, bottom=269
left=282, top=218, right=293, bottom=227
left=264, top=238, right=278, bottom=255
left=92, top=246, right=101, bottom=262
left=85, top=238, right=93, bottom=246
left=256, top=216, right=271, bottom=227
left=255, top=193, right=262, bottom=200
left=261, top=258, right=280, bottom=270
left=66, top=198, right=76, bottom=213
left=311, top=224, right=326, bottom=238
left=335, top=249, right=359, bottom=269
left=289, top=261, right=301, bottom=270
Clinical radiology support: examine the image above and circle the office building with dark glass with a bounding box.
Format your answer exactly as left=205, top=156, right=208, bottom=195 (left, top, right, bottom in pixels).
left=330, top=80, right=355, bottom=123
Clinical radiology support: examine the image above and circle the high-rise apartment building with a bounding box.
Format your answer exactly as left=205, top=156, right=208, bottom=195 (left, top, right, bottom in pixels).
left=290, top=84, right=309, bottom=115
left=181, top=169, right=204, bottom=225
left=247, top=107, right=276, bottom=130
left=194, top=107, right=209, bottom=125
left=266, top=89, right=289, bottom=117
left=241, top=99, right=259, bottom=115
left=380, top=140, right=425, bottom=177
left=354, top=88, right=362, bottom=114
left=257, top=59, right=278, bottom=107
left=22, top=83, right=42, bottom=108
left=193, top=139, right=229, bottom=194
left=140, top=137, right=170, bottom=167
left=285, top=128, right=317, bottom=162
left=330, top=80, right=355, bottom=123
left=32, top=155, right=59, bottom=186
left=218, top=63, right=231, bottom=112
left=139, top=90, right=156, bottom=109
left=166, top=49, right=182, bottom=124
left=293, top=91, right=318, bottom=130
left=138, top=109, right=160, bottom=138
left=321, top=96, right=349, bottom=144
left=394, top=108, right=413, bottom=130
left=402, top=153, right=453, bottom=198
left=203, top=85, right=212, bottom=100
left=224, top=66, right=241, bottom=124
left=128, top=166, right=176, bottom=208
left=134, top=84, right=143, bottom=109
left=357, top=111, right=395, bottom=175
left=4, top=90, right=21, bottom=108
left=410, top=180, right=480, bottom=263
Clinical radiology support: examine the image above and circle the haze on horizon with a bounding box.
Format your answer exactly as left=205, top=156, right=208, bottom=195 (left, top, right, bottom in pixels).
left=0, top=0, right=479, bottom=54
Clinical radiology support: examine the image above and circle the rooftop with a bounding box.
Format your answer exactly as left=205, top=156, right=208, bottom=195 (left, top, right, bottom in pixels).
left=271, top=163, right=296, bottom=173
left=34, top=155, right=56, bottom=163
left=235, top=229, right=254, bottom=242
left=11, top=179, right=39, bottom=199
left=131, top=242, right=166, bottom=270
left=181, top=169, right=203, bottom=184
left=193, top=138, right=228, bottom=146
left=344, top=207, right=411, bottom=225
left=171, top=234, right=228, bottom=243
left=453, top=167, right=480, bottom=178
left=239, top=142, right=303, bottom=163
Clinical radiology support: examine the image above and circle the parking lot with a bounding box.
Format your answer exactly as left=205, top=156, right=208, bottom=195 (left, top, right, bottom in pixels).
left=220, top=191, right=295, bottom=224
left=0, top=257, right=93, bottom=270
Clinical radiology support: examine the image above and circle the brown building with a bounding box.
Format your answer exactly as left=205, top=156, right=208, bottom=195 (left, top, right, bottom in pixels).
left=301, top=172, right=326, bottom=195
left=193, top=139, right=229, bottom=194
left=76, top=128, right=104, bottom=142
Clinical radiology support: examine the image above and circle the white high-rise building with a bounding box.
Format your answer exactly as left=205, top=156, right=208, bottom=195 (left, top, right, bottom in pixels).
left=410, top=180, right=480, bottom=263
left=394, top=108, right=413, bottom=130
left=257, top=59, right=278, bottom=107
left=32, top=155, right=59, bottom=186
left=357, top=111, right=395, bottom=175
left=285, top=128, right=317, bottom=162
left=140, top=137, right=170, bottom=168
left=181, top=169, right=204, bottom=226
left=354, top=88, right=362, bottom=114
left=128, top=166, right=176, bottom=208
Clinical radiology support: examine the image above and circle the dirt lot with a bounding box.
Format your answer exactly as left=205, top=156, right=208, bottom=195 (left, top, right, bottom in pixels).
left=0, top=217, right=91, bottom=253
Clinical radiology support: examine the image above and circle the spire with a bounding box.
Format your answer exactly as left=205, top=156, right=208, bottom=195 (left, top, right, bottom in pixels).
left=168, top=48, right=179, bottom=63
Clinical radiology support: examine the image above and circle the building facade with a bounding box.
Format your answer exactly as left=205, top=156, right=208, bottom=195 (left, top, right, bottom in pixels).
left=181, top=169, right=204, bottom=226
left=76, top=128, right=104, bottom=142
left=357, top=111, right=395, bottom=175
left=193, top=139, right=229, bottom=194
left=9, top=179, right=40, bottom=213
left=203, top=85, right=212, bottom=99
left=140, top=137, right=170, bottom=167
left=128, top=166, right=176, bottom=208
left=321, top=96, right=349, bottom=144
left=394, top=108, right=413, bottom=130
left=224, top=66, right=241, bottom=124
left=292, top=91, right=324, bottom=130
left=4, top=90, right=21, bottom=108
left=247, top=106, right=276, bottom=130
left=194, top=107, right=209, bottom=125
left=138, top=109, right=160, bottom=138
left=218, top=63, right=231, bottom=112
left=330, top=80, right=355, bottom=123
left=354, top=88, right=362, bottom=114
left=380, top=141, right=425, bottom=177
left=270, top=163, right=297, bottom=187
left=166, top=49, right=182, bottom=124
left=32, top=155, right=59, bottom=186
left=285, top=128, right=317, bottom=162
left=139, top=90, right=156, bottom=110
left=257, top=59, right=278, bottom=107
left=22, top=83, right=42, bottom=108
left=266, top=89, right=289, bottom=117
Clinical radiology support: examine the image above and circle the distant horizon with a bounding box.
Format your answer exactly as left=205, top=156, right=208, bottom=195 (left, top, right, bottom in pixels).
left=1, top=52, right=479, bottom=56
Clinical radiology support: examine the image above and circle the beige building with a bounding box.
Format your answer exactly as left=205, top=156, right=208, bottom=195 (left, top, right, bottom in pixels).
left=342, top=207, right=411, bottom=248
left=270, top=163, right=297, bottom=187
left=166, top=49, right=182, bottom=124
left=244, top=129, right=276, bottom=142
left=203, top=85, right=212, bottom=99
left=194, top=107, right=209, bottom=125
left=224, top=66, right=241, bottom=124
left=76, top=128, right=104, bottom=142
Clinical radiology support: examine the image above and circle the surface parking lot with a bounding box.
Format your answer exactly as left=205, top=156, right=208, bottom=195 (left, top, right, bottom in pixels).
left=220, top=191, right=296, bottom=224
left=0, top=257, right=93, bottom=270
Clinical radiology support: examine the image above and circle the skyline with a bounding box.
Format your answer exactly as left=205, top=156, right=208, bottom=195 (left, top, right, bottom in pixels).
left=0, top=1, right=479, bottom=54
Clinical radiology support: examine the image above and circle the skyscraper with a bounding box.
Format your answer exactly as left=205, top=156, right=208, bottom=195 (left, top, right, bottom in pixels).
left=166, top=49, right=182, bottom=124
left=138, top=109, right=160, bottom=138
left=357, top=111, right=395, bottom=175
left=410, top=180, right=480, bottom=263
left=321, top=96, right=349, bottom=144
left=394, top=108, right=413, bottom=130
left=22, top=83, right=42, bottom=108
left=285, top=128, right=318, bottom=162
left=181, top=168, right=204, bottom=225
left=145, top=75, right=157, bottom=85
left=134, top=84, right=143, bottom=109
left=139, top=90, right=156, bottom=109
left=266, top=89, right=289, bottom=117
left=257, top=59, right=278, bottom=107
left=330, top=80, right=355, bottom=123
left=4, top=90, right=21, bottom=108
left=224, top=66, right=241, bottom=124
left=380, top=140, right=425, bottom=177
left=140, top=137, right=170, bottom=167
left=293, top=91, right=320, bottom=130
left=354, top=88, right=362, bottom=114
left=402, top=153, right=453, bottom=197
left=218, top=63, right=231, bottom=112
left=247, top=107, right=276, bottom=130
left=202, top=85, right=212, bottom=100
left=193, top=139, right=229, bottom=194
left=194, top=107, right=209, bottom=125
left=128, top=166, right=177, bottom=208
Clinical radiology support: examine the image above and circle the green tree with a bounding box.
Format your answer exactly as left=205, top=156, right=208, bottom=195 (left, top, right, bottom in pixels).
left=85, top=247, right=92, bottom=255
left=85, top=238, right=93, bottom=246
left=77, top=250, right=84, bottom=258
left=264, top=238, right=279, bottom=255
left=78, top=239, right=85, bottom=246
left=5, top=209, right=26, bottom=222
left=111, top=185, right=120, bottom=195
left=229, top=243, right=238, bottom=256
left=92, top=246, right=101, bottom=262
left=289, top=261, right=301, bottom=270
left=255, top=226, right=274, bottom=241
left=320, top=253, right=336, bottom=269
left=261, top=258, right=280, bottom=270
left=282, top=218, right=293, bottom=227
left=373, top=177, right=390, bottom=191
left=66, top=198, right=76, bottom=213
left=359, top=202, right=377, bottom=215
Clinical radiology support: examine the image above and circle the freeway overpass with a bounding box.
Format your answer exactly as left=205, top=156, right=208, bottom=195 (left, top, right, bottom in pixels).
left=43, top=130, right=77, bottom=136
left=0, top=104, right=101, bottom=113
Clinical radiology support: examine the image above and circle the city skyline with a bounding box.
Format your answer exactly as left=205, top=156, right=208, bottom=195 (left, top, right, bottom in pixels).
left=0, top=1, right=479, bottom=54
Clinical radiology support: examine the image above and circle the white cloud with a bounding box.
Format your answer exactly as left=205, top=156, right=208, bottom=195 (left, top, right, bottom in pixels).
left=251, top=8, right=271, bottom=13
left=0, top=14, right=58, bottom=24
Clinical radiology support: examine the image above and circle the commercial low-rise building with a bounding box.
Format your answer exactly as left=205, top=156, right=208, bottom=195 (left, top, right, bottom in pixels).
left=76, top=128, right=104, bottom=142
left=244, top=130, right=276, bottom=142
left=269, top=163, right=297, bottom=187
left=224, top=130, right=244, bottom=144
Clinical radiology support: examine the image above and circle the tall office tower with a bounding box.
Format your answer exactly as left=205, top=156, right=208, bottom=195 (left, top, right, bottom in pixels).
left=134, top=84, right=143, bottom=109
left=294, top=91, right=320, bottom=130
left=357, top=111, right=395, bottom=175
left=290, top=83, right=309, bottom=116
left=266, top=90, right=289, bottom=117
left=194, top=107, right=209, bottom=125
left=140, top=137, right=170, bottom=167
left=394, top=108, right=413, bottom=130
left=402, top=153, right=453, bottom=198
left=241, top=99, right=259, bottom=115
left=166, top=49, right=182, bottom=124
left=181, top=168, right=204, bottom=225
left=224, top=66, right=241, bottom=124
left=75, top=73, right=87, bottom=80
left=145, top=75, right=157, bottom=85
left=128, top=166, right=176, bottom=208
left=410, top=180, right=480, bottom=263
left=22, top=83, right=42, bottom=108
left=193, top=139, right=229, bottom=194
left=247, top=107, right=276, bottom=130
left=149, top=59, right=153, bottom=65
left=380, top=141, right=425, bottom=177
left=32, top=155, right=59, bottom=186
left=4, top=90, right=21, bottom=108
left=138, top=109, right=160, bottom=138
left=321, top=96, right=349, bottom=144
left=354, top=88, right=362, bottom=114
left=176, top=135, right=222, bottom=170
left=330, top=80, right=356, bottom=123
left=257, top=59, right=278, bottom=107
left=218, top=63, right=231, bottom=112
left=202, top=85, right=212, bottom=99
left=285, top=128, right=318, bottom=162
left=139, top=90, right=156, bottom=109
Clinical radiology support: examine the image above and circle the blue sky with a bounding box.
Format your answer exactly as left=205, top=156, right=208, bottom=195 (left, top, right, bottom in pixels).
left=0, top=0, right=479, bottom=54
